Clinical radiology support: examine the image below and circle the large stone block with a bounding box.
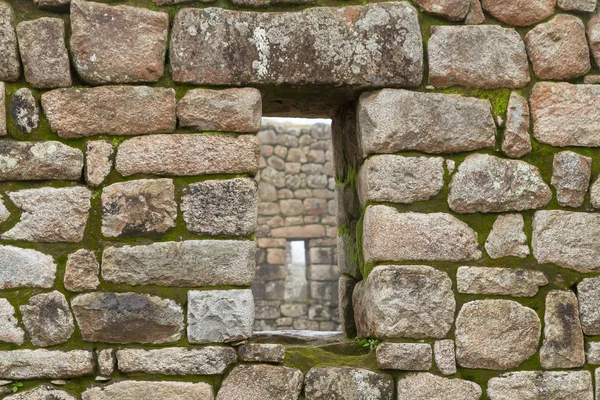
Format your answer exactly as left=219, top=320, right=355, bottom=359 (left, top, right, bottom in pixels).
left=532, top=211, right=600, bottom=273
left=0, top=246, right=56, bottom=289
left=304, top=367, right=393, bottom=400
left=0, top=141, right=83, bottom=181
left=116, top=347, right=237, bottom=375
left=363, top=205, right=481, bottom=264
left=70, top=0, right=168, bottom=84
left=397, top=373, right=482, bottom=400
left=181, top=178, right=258, bottom=237
left=82, top=381, right=214, bottom=400
left=530, top=82, right=600, bottom=147
left=42, top=86, right=176, bottom=139
left=0, top=350, right=93, bottom=379
left=455, top=300, right=540, bottom=370
left=188, top=289, right=254, bottom=344
left=101, top=179, right=177, bottom=238
left=16, top=18, right=70, bottom=89
left=487, top=371, right=593, bottom=400
left=71, top=292, right=184, bottom=344
left=353, top=265, right=455, bottom=339
left=428, top=25, right=530, bottom=89
left=0, top=3, right=19, bottom=82
left=448, top=154, right=551, bottom=213
left=357, top=89, right=495, bottom=156
left=2, top=187, right=91, bottom=243
left=102, top=240, right=256, bottom=287
left=115, top=134, right=259, bottom=177
left=216, top=364, right=303, bottom=400
left=170, top=3, right=423, bottom=87
left=358, top=155, right=444, bottom=204
left=178, top=88, right=262, bottom=133
left=457, top=267, right=547, bottom=297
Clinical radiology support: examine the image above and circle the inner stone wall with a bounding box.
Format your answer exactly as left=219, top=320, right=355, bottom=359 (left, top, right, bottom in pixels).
left=1, top=0, right=600, bottom=399
left=253, top=122, right=339, bottom=332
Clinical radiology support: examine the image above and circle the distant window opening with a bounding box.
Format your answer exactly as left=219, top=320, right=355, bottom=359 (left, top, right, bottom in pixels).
left=285, top=241, right=308, bottom=302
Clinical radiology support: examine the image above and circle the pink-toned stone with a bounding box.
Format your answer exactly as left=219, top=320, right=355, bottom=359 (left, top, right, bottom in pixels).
left=413, top=0, right=470, bottom=21
left=481, top=0, right=555, bottom=26
left=525, top=15, right=590, bottom=80
left=464, top=0, right=485, bottom=24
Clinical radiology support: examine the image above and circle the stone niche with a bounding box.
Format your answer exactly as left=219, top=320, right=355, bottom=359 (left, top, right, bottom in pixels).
left=253, top=121, right=339, bottom=331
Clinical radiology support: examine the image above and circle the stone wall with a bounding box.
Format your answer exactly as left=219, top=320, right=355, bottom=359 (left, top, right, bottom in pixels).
left=254, top=122, right=339, bottom=332
left=0, top=0, right=600, bottom=398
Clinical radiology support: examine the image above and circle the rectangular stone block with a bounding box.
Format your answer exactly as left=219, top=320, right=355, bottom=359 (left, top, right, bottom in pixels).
left=116, top=347, right=237, bottom=375
left=170, top=2, right=423, bottom=87
left=82, top=381, right=214, bottom=400
left=0, top=245, right=56, bottom=289
left=115, top=134, right=260, bottom=177
left=307, top=264, right=339, bottom=281
left=0, top=350, right=93, bottom=379
left=488, top=371, right=593, bottom=400
left=41, top=86, right=176, bottom=139
left=0, top=3, right=19, bottom=82
left=238, top=344, right=285, bottom=363
left=102, top=240, right=256, bottom=287
left=178, top=88, right=262, bottom=133
left=363, top=205, right=481, bottom=264
left=358, top=89, right=495, bottom=157
left=376, top=342, right=432, bottom=370
left=270, top=224, right=325, bottom=238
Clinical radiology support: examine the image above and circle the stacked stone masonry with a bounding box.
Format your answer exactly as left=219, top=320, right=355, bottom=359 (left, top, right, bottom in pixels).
left=2, top=0, right=600, bottom=398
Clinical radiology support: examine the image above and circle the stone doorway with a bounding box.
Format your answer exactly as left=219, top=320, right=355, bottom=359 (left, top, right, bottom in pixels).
left=252, top=118, right=340, bottom=331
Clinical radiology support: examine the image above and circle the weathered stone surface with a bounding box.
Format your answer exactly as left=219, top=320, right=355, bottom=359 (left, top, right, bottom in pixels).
left=455, top=300, right=541, bottom=370
left=70, top=0, right=168, bottom=85
left=487, top=371, right=593, bottom=400
left=0, top=299, right=24, bottom=345
left=0, top=350, right=93, bottom=379
left=587, top=342, right=600, bottom=364
left=540, top=290, right=585, bottom=369
left=171, top=3, right=423, bottom=87
left=0, top=198, right=9, bottom=224
left=591, top=176, right=600, bottom=208
left=4, top=386, right=78, bottom=400
left=230, top=0, right=314, bottom=5
left=457, top=267, right=547, bottom=297
left=0, top=246, right=56, bottom=289
left=485, top=214, right=530, bottom=259
left=85, top=141, right=113, bottom=188
left=0, top=141, right=83, bottom=181
left=0, top=82, right=5, bottom=136
left=525, top=15, right=590, bottom=81
left=551, top=151, right=591, bottom=208
left=16, top=18, right=70, bottom=89
left=449, top=154, right=551, bottom=213
left=238, top=344, right=285, bottom=363
left=503, top=92, right=532, bottom=158
left=20, top=291, right=74, bottom=348
left=305, top=367, right=393, bottom=400
left=2, top=187, right=91, bottom=243
left=376, top=342, right=432, bottom=371
left=481, top=0, right=554, bottom=26
left=397, top=373, right=481, bottom=400
left=532, top=211, right=600, bottom=273
left=10, top=88, right=39, bottom=134
left=363, top=206, right=481, bottom=264
left=101, top=179, right=176, bottom=238
left=428, top=25, right=529, bottom=89
left=358, top=155, right=444, bottom=204
left=0, top=3, right=19, bottom=82
left=42, top=86, right=176, bottom=139
left=339, top=276, right=357, bottom=337
left=353, top=265, right=455, bottom=339
left=181, top=178, right=257, bottom=237
left=558, top=0, right=596, bottom=11
left=116, top=134, right=260, bottom=177
left=117, top=347, right=236, bottom=375
left=71, top=292, right=184, bottom=344
left=188, top=289, right=254, bottom=344
left=588, top=10, right=600, bottom=69
left=102, top=240, right=255, bottom=287
left=358, top=89, right=495, bottom=156
left=577, top=276, right=600, bottom=334
left=178, top=88, right=262, bottom=133
left=464, top=0, right=484, bottom=25
left=64, top=249, right=99, bottom=292
left=530, top=82, right=600, bottom=147
left=434, top=340, right=456, bottom=375
left=217, top=364, right=303, bottom=400
left=82, top=381, right=214, bottom=400
left=412, top=0, right=470, bottom=20
left=96, top=349, right=114, bottom=376
left=33, top=0, right=70, bottom=9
